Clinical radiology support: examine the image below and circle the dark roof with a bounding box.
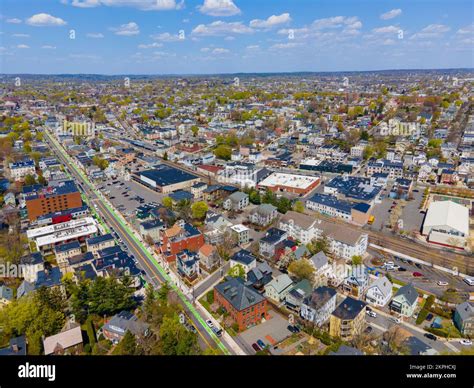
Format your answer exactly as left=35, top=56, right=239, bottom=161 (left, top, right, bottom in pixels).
left=140, top=165, right=198, bottom=187
left=231, top=249, right=256, bottom=266
left=260, top=228, right=287, bottom=245
left=308, top=193, right=353, bottom=214
left=0, top=336, right=27, bottom=356
left=332, top=296, right=366, bottom=320
left=140, top=219, right=164, bottom=230
left=215, top=277, right=265, bottom=311
left=169, top=190, right=194, bottom=202
left=103, top=311, right=149, bottom=337
left=328, top=345, right=364, bottom=356
left=86, top=233, right=114, bottom=246
left=68, top=251, right=94, bottom=266
left=352, top=202, right=371, bottom=213
left=23, top=180, right=79, bottom=201
left=303, top=286, right=337, bottom=310
left=74, top=263, right=97, bottom=280
left=394, top=284, right=418, bottom=305
left=20, top=252, right=44, bottom=266
left=54, top=240, right=81, bottom=253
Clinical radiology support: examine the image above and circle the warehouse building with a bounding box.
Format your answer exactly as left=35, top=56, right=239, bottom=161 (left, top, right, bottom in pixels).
left=257, top=172, right=320, bottom=196
left=135, top=165, right=200, bottom=194
left=422, top=200, right=469, bottom=250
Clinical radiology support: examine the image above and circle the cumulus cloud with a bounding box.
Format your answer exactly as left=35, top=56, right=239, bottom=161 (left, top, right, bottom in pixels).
left=69, top=0, right=184, bottom=10
left=150, top=32, right=183, bottom=41
left=372, top=25, right=400, bottom=34
left=138, top=42, right=164, bottom=48
left=26, top=13, right=67, bottom=27
left=111, top=22, right=140, bottom=36
left=41, top=45, right=57, bottom=49
left=410, top=24, right=450, bottom=39
left=250, top=13, right=291, bottom=29
left=6, top=18, right=22, bottom=24
left=192, top=21, right=253, bottom=36
left=198, top=0, right=241, bottom=17
left=380, top=9, right=402, bottom=20
left=212, top=47, right=230, bottom=54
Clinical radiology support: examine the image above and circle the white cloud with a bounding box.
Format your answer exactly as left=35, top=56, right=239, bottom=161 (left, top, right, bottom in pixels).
left=86, top=32, right=104, bottom=38
left=372, top=25, right=399, bottom=34
left=41, top=45, right=57, bottom=49
left=26, top=13, right=67, bottom=27
left=69, top=0, right=184, bottom=10
left=198, top=0, right=241, bottom=17
left=250, top=13, right=291, bottom=29
left=246, top=45, right=259, bottom=50
left=278, top=16, right=362, bottom=40
left=192, top=21, right=253, bottom=36
left=150, top=32, right=182, bottom=41
left=270, top=42, right=303, bottom=50
left=111, top=22, right=140, bottom=36
left=380, top=9, right=402, bottom=20
left=212, top=47, right=230, bottom=54
left=138, top=42, right=164, bottom=48
left=12, top=34, right=30, bottom=38
left=16, top=44, right=30, bottom=49
left=410, top=24, right=450, bottom=40
left=457, top=23, right=474, bottom=35
left=200, top=47, right=210, bottom=52
left=6, top=18, right=22, bottom=24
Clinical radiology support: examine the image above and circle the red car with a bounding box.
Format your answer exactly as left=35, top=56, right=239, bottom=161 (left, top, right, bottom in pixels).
left=413, top=272, right=423, bottom=277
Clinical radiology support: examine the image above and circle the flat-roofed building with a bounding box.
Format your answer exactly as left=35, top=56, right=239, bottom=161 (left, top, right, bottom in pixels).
left=136, top=165, right=200, bottom=194
left=257, top=172, right=320, bottom=195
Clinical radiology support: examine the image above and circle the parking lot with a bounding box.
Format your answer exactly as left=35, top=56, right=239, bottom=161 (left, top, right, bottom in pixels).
left=99, top=177, right=165, bottom=216
left=237, top=309, right=292, bottom=354
left=369, top=187, right=425, bottom=233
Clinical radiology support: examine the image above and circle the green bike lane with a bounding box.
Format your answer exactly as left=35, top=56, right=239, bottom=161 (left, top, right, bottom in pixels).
left=44, top=130, right=231, bottom=355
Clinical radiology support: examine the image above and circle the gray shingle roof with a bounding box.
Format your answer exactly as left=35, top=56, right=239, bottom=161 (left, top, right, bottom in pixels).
left=215, top=277, right=265, bottom=311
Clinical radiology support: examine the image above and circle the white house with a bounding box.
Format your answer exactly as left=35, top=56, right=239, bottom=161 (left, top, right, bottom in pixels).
left=365, top=275, right=393, bottom=307
left=264, top=274, right=294, bottom=303
left=300, top=286, right=337, bottom=326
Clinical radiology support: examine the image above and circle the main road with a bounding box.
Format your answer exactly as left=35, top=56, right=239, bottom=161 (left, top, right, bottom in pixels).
left=43, top=129, right=238, bottom=355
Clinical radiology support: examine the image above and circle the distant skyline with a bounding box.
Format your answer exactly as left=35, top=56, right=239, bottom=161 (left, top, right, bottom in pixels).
left=0, top=0, right=473, bottom=75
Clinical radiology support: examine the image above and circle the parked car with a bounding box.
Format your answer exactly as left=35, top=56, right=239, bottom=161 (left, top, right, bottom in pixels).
left=463, top=277, right=474, bottom=286
left=366, top=310, right=377, bottom=318
left=205, top=319, right=214, bottom=329
left=256, top=339, right=266, bottom=349
left=287, top=325, right=300, bottom=333
left=424, top=333, right=437, bottom=341
left=413, top=272, right=423, bottom=277
left=460, top=339, right=472, bottom=346
left=437, top=281, right=449, bottom=286
left=415, top=263, right=422, bottom=269
left=398, top=267, right=407, bottom=272
left=364, top=326, right=373, bottom=334
left=251, top=343, right=261, bottom=352
left=391, top=317, right=401, bottom=324
left=426, top=313, right=434, bottom=321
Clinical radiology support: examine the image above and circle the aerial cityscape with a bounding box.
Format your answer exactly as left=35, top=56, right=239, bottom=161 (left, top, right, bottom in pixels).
left=0, top=0, right=473, bottom=382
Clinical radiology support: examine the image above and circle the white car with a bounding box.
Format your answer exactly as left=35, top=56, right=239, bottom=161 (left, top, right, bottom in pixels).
left=437, top=281, right=449, bottom=286
left=366, top=310, right=377, bottom=318
left=205, top=319, right=214, bottom=329
left=391, top=317, right=401, bottom=324
left=460, top=339, right=472, bottom=346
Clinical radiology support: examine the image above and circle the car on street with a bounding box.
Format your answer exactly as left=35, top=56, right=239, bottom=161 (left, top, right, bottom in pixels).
left=424, top=333, right=437, bottom=341
left=415, top=263, right=422, bottom=269
left=463, top=277, right=474, bottom=286
left=257, top=339, right=266, bottom=349
left=205, top=319, right=214, bottom=329
left=398, top=267, right=407, bottom=272
left=287, top=325, right=300, bottom=333
left=366, top=310, right=377, bottom=318
left=413, top=272, right=423, bottom=277
left=460, top=339, right=472, bottom=346
left=437, top=281, right=449, bottom=286
left=391, top=317, right=401, bottom=324
left=251, top=343, right=261, bottom=352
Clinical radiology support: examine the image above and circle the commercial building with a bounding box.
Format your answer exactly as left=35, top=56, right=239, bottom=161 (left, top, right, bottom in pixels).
left=257, top=172, right=320, bottom=195
left=160, top=222, right=204, bottom=262
left=23, top=180, right=83, bottom=221
left=27, top=217, right=98, bottom=252
left=422, top=200, right=469, bottom=250
left=214, top=277, right=267, bottom=331
left=324, top=176, right=381, bottom=204
left=136, top=165, right=200, bottom=194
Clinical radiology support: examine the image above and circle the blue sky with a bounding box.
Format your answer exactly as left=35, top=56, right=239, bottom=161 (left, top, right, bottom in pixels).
left=0, top=0, right=473, bottom=74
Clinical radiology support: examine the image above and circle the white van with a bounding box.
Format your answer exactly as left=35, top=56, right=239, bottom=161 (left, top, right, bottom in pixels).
left=463, top=277, right=474, bottom=286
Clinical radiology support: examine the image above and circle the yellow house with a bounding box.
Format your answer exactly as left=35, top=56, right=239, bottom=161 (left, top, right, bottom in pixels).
left=329, top=296, right=366, bottom=340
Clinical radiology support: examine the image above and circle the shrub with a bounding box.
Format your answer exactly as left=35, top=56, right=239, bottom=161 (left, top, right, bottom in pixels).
left=86, top=317, right=97, bottom=346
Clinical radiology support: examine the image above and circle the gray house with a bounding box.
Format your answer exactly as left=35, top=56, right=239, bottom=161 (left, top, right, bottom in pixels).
left=285, top=279, right=312, bottom=311
left=249, top=203, right=278, bottom=226
left=454, top=301, right=474, bottom=337
left=223, top=191, right=249, bottom=211
left=390, top=284, right=419, bottom=317
left=300, top=286, right=337, bottom=326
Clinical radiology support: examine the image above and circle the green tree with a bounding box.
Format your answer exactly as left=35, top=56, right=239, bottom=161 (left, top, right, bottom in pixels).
left=162, top=197, right=173, bottom=209
left=227, top=264, right=245, bottom=279
left=112, top=331, right=141, bottom=355
left=307, top=236, right=330, bottom=255
left=288, top=259, right=315, bottom=281
left=293, top=201, right=305, bottom=213
left=160, top=315, right=200, bottom=355
left=191, top=125, right=199, bottom=137
left=214, top=144, right=232, bottom=161
left=24, top=174, right=37, bottom=186
left=191, top=201, right=208, bottom=220
left=351, top=255, right=363, bottom=265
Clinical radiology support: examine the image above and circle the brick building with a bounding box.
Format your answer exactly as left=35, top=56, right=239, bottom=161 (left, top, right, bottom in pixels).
left=214, top=277, right=267, bottom=331
left=160, top=222, right=204, bottom=262
left=23, top=180, right=82, bottom=221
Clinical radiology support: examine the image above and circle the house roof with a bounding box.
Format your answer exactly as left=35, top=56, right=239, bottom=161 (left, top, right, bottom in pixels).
left=332, top=296, right=366, bottom=320
left=367, top=275, right=392, bottom=297
left=0, top=336, right=27, bottom=356
left=394, top=283, right=418, bottom=305
left=231, top=249, right=256, bottom=266
left=303, top=286, right=337, bottom=310
left=43, top=324, right=83, bottom=355
left=215, top=277, right=265, bottom=311
left=310, top=251, right=328, bottom=270
left=266, top=274, right=293, bottom=293
left=199, top=244, right=215, bottom=257
left=103, top=311, right=149, bottom=337
left=455, top=301, right=474, bottom=321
